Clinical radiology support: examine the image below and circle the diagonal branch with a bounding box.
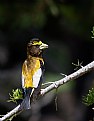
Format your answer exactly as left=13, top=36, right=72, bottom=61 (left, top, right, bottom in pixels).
left=0, top=61, right=94, bottom=121
left=41, top=61, right=94, bottom=95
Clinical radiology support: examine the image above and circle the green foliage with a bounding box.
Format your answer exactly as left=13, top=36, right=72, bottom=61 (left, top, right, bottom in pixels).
left=7, top=89, right=23, bottom=103
left=82, top=26, right=94, bottom=107
left=91, top=26, right=94, bottom=38
left=82, top=88, right=94, bottom=106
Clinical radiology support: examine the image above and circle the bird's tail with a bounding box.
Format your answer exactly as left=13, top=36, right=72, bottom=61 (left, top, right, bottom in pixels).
left=20, top=95, right=31, bottom=110
left=20, top=87, right=33, bottom=110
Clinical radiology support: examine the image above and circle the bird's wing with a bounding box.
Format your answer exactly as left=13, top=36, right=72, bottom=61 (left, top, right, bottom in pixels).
left=22, top=74, right=25, bottom=88
left=22, top=61, right=27, bottom=88
left=33, top=68, right=42, bottom=88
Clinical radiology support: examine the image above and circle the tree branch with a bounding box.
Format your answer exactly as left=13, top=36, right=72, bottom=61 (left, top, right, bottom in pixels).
left=0, top=61, right=94, bottom=121
left=41, top=61, right=94, bottom=95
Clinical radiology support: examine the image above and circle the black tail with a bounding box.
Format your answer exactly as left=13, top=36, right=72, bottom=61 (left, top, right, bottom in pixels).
left=20, top=95, right=31, bottom=109
left=20, top=87, right=33, bottom=110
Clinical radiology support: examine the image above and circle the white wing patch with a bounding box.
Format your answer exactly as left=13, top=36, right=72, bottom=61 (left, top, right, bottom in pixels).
left=22, top=75, right=25, bottom=88
left=33, top=68, right=42, bottom=88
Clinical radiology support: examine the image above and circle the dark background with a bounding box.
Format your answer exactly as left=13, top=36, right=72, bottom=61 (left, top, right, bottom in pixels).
left=0, top=1, right=94, bottom=121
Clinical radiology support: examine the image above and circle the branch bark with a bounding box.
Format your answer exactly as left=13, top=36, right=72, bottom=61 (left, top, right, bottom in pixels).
left=0, top=61, right=94, bottom=121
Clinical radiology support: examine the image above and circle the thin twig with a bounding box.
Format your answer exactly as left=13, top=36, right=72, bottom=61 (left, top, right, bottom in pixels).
left=0, top=61, right=94, bottom=121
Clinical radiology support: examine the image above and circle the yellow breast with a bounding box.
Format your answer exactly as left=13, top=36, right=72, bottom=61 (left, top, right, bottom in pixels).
left=22, top=57, right=43, bottom=88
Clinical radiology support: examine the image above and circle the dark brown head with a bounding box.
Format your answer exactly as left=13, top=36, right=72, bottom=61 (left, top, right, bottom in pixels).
left=27, top=38, right=48, bottom=57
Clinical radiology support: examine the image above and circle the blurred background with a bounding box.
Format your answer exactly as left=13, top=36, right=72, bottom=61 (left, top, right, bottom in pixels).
left=0, top=1, right=94, bottom=121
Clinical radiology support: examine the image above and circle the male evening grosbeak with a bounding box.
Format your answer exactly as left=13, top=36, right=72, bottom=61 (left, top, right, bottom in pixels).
left=21, top=38, right=48, bottom=109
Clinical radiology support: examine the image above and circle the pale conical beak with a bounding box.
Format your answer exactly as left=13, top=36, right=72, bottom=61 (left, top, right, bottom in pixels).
left=40, top=43, right=48, bottom=49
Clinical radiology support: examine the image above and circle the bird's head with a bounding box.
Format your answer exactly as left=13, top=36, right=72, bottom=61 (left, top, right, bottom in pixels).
left=27, top=38, right=48, bottom=57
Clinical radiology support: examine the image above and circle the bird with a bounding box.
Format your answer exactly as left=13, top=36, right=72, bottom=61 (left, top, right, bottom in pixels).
left=21, top=38, right=48, bottom=110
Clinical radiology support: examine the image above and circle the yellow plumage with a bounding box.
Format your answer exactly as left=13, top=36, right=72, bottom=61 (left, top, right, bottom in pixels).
left=22, top=57, right=44, bottom=88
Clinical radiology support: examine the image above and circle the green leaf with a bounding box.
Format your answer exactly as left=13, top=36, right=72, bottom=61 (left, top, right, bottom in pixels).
left=91, top=26, right=94, bottom=38
left=7, top=88, right=23, bottom=103
left=82, top=88, right=94, bottom=106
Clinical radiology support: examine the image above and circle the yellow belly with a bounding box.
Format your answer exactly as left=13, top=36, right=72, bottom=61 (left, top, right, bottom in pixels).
left=22, top=57, right=43, bottom=88
left=24, top=75, right=33, bottom=88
